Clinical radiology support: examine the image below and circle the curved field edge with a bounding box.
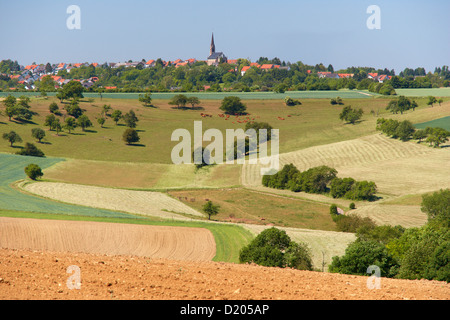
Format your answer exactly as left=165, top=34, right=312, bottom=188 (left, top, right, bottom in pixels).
left=0, top=210, right=253, bottom=264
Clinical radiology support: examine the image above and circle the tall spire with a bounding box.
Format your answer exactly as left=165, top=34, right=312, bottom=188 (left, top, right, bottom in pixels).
left=210, top=33, right=215, bottom=56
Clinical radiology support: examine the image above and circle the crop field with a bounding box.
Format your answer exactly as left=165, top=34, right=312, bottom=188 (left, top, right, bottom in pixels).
left=395, top=87, right=450, bottom=97
left=414, top=116, right=450, bottom=131
left=0, top=153, right=139, bottom=218
left=0, top=217, right=216, bottom=261
left=21, top=181, right=204, bottom=221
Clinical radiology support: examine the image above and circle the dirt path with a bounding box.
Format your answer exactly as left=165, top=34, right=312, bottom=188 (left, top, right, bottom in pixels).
left=0, top=217, right=215, bottom=261
left=0, top=248, right=448, bottom=300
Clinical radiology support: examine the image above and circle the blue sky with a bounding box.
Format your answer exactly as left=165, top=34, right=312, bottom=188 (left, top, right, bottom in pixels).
left=0, top=0, right=448, bottom=73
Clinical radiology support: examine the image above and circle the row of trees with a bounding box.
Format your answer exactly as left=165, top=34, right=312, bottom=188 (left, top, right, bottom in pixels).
left=262, top=164, right=377, bottom=201
left=329, top=189, right=449, bottom=282
left=376, top=118, right=450, bottom=147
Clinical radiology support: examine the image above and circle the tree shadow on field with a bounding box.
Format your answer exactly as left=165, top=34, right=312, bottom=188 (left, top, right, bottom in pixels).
left=127, top=143, right=145, bottom=147
left=39, top=141, right=52, bottom=145
left=83, top=129, right=97, bottom=133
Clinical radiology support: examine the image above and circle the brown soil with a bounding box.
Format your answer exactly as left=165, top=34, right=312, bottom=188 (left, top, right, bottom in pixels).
left=0, top=248, right=448, bottom=300
left=0, top=217, right=215, bottom=261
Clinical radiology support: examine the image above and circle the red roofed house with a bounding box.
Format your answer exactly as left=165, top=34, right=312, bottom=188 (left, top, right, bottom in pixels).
left=145, top=59, right=155, bottom=67
left=240, top=66, right=251, bottom=76
left=260, top=64, right=274, bottom=71
left=368, top=73, right=378, bottom=79
left=175, top=62, right=188, bottom=68
left=377, top=75, right=391, bottom=83
left=338, top=73, right=354, bottom=79
left=227, top=59, right=238, bottom=65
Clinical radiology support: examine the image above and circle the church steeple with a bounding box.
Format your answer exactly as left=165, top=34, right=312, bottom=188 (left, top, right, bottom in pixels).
left=210, top=33, right=215, bottom=56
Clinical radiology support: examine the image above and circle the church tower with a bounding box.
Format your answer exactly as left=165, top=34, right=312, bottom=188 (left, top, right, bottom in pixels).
left=210, top=33, right=215, bottom=56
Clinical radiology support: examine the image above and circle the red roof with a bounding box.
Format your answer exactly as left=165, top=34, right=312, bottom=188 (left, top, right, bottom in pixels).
left=250, top=63, right=260, bottom=67
left=175, top=62, right=188, bottom=68
left=146, top=59, right=155, bottom=65
left=227, top=59, right=238, bottom=65
left=338, top=73, right=354, bottom=78
left=368, top=73, right=378, bottom=78
left=241, top=66, right=251, bottom=73
left=260, top=64, right=274, bottom=69
left=105, top=86, right=117, bottom=89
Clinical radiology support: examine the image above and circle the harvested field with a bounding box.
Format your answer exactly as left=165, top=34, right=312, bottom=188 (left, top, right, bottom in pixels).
left=350, top=204, right=427, bottom=228
left=0, top=217, right=215, bottom=261
left=20, top=181, right=204, bottom=221
left=242, top=134, right=450, bottom=197
left=0, top=248, right=448, bottom=300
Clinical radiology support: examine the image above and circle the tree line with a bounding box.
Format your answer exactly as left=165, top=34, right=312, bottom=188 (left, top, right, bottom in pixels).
left=2, top=58, right=449, bottom=93
left=262, top=164, right=378, bottom=201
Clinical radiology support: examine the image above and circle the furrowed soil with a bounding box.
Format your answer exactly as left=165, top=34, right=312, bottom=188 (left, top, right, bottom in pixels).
left=0, top=248, right=448, bottom=300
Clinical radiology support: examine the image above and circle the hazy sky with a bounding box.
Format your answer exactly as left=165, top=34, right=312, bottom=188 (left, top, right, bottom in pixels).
left=1, top=0, right=449, bottom=73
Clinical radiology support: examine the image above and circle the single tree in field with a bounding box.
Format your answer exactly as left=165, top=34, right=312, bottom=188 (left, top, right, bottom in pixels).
left=427, top=96, right=437, bottom=107
left=122, top=128, right=140, bottom=145
left=77, top=114, right=93, bottom=132
left=437, top=98, right=443, bottom=106
left=138, top=93, right=152, bottom=107
left=101, top=104, right=112, bottom=117
left=187, top=96, right=201, bottom=109
left=97, top=117, right=105, bottom=128
left=202, top=200, right=220, bottom=220
left=339, top=106, right=363, bottom=124
left=2, top=131, right=22, bottom=147
left=220, top=96, right=247, bottom=115
left=44, top=114, right=57, bottom=131
left=49, top=102, right=59, bottom=114
left=168, top=94, right=188, bottom=109
left=31, top=128, right=46, bottom=143
left=123, top=110, right=139, bottom=128
left=111, top=109, right=122, bottom=125
left=53, top=118, right=62, bottom=135
left=24, top=163, right=43, bottom=180
left=64, top=117, right=77, bottom=134
left=2, top=95, right=16, bottom=120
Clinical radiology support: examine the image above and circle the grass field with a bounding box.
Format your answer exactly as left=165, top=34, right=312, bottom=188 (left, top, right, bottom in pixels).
left=168, top=188, right=337, bottom=231
left=1, top=95, right=447, bottom=164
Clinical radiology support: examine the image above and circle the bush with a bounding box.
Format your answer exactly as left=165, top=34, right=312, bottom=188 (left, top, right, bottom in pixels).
left=24, top=163, right=43, bottom=180
left=330, top=204, right=338, bottom=215
left=284, top=96, right=301, bottom=106
left=16, top=142, right=45, bottom=157
left=239, top=227, right=313, bottom=270
left=349, top=202, right=356, bottom=210
left=335, top=213, right=376, bottom=233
